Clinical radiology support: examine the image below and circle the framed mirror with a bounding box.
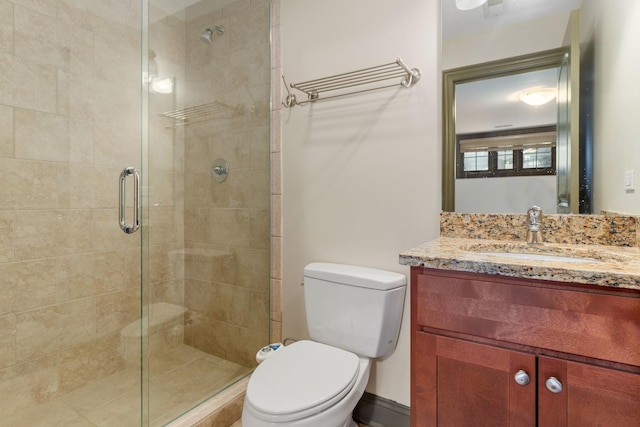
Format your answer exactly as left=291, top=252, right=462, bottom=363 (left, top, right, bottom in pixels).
left=442, top=48, right=575, bottom=213
left=441, top=0, right=640, bottom=215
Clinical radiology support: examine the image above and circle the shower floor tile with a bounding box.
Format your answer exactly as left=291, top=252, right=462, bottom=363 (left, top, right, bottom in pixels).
left=0, top=344, right=251, bottom=427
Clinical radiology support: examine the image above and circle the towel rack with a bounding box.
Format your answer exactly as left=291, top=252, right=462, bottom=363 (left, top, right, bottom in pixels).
left=282, top=59, right=421, bottom=107
left=159, top=101, right=240, bottom=128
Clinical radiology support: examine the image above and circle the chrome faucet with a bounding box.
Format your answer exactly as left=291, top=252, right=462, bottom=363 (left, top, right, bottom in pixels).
left=526, top=206, right=543, bottom=244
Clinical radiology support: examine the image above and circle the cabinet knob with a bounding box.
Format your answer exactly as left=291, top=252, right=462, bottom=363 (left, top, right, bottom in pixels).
left=514, top=370, right=530, bottom=386
left=545, top=376, right=563, bottom=394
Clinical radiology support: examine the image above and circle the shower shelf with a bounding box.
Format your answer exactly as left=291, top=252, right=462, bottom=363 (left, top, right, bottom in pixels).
left=159, top=101, right=239, bottom=128
left=282, top=59, right=421, bottom=107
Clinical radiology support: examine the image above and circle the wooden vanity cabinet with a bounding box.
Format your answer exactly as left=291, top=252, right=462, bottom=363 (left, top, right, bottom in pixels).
left=410, top=267, right=640, bottom=427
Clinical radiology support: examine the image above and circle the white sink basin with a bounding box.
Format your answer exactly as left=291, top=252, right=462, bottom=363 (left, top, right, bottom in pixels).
left=462, top=242, right=630, bottom=264
left=476, top=252, right=598, bottom=263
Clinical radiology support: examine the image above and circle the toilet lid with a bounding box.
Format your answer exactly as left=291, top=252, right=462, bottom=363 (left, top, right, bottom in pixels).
left=246, top=340, right=360, bottom=421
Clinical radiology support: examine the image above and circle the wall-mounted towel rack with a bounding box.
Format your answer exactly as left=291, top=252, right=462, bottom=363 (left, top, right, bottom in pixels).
left=282, top=59, right=421, bottom=107
left=160, top=101, right=240, bottom=128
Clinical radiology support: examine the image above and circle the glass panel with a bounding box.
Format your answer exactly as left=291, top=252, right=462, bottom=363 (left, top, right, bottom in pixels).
left=464, top=152, right=489, bottom=171
left=145, top=0, right=271, bottom=424
left=0, top=0, right=270, bottom=424
left=496, top=150, right=514, bottom=170
left=0, top=1, right=144, bottom=425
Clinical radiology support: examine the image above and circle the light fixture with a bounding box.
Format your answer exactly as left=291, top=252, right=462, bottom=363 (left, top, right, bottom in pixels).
left=146, top=50, right=174, bottom=94
left=456, top=0, right=488, bottom=11
left=151, top=77, right=174, bottom=94
left=519, top=88, right=557, bottom=106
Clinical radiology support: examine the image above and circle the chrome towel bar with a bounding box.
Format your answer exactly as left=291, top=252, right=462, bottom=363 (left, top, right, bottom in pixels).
left=282, top=59, right=421, bottom=107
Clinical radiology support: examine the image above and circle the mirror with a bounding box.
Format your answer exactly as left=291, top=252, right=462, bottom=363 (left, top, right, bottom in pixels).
left=443, top=48, right=573, bottom=214
left=442, top=0, right=640, bottom=215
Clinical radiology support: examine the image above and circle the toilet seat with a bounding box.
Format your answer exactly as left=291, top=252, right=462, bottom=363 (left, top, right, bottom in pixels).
left=245, top=340, right=360, bottom=423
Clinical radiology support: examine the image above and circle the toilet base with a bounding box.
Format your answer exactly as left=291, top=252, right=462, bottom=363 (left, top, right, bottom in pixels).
left=242, top=408, right=359, bottom=427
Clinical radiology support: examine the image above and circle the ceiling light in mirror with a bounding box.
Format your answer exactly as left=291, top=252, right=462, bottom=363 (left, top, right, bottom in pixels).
left=519, top=88, right=557, bottom=106
left=456, top=0, right=488, bottom=11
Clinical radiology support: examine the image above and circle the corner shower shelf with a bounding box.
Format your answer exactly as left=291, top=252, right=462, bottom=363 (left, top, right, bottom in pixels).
left=282, top=58, right=421, bottom=107
left=160, top=101, right=240, bottom=128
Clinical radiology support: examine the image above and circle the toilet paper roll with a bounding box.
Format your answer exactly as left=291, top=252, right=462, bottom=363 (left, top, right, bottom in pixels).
left=255, top=342, right=283, bottom=364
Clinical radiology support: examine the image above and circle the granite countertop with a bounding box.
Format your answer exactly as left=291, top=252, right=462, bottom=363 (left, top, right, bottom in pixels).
left=400, top=237, right=640, bottom=291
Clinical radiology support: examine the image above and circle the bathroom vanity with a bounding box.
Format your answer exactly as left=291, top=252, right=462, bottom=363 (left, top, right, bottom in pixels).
left=401, top=215, right=640, bottom=427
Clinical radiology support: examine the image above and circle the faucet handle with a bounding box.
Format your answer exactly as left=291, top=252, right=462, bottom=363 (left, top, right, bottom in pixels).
left=527, top=205, right=542, bottom=225
left=526, top=206, right=544, bottom=244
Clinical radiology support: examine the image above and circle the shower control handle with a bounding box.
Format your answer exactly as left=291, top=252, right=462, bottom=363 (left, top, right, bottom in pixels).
left=119, top=167, right=140, bottom=234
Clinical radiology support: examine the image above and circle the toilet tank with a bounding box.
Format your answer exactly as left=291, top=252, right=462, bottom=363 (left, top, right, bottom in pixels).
left=303, top=263, right=406, bottom=358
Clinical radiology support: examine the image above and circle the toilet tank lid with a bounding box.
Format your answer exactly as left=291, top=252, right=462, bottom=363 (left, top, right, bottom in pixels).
left=304, top=263, right=406, bottom=291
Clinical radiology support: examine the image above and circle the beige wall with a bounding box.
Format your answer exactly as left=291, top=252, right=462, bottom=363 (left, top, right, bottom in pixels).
left=581, top=0, right=640, bottom=214
left=280, top=0, right=441, bottom=406
left=456, top=175, right=557, bottom=214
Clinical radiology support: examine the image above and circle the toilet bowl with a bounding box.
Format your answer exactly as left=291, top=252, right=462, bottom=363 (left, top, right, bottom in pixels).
left=242, top=263, right=406, bottom=427
left=242, top=340, right=370, bottom=427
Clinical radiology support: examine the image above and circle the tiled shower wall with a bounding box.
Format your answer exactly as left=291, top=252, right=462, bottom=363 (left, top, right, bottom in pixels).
left=0, top=0, right=143, bottom=418
left=181, top=0, right=272, bottom=368
left=0, top=0, right=276, bottom=421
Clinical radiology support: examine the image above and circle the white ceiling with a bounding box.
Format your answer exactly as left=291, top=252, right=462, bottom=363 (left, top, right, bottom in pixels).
left=443, top=0, right=582, bottom=133
left=455, top=67, right=559, bottom=134
left=442, top=0, right=583, bottom=41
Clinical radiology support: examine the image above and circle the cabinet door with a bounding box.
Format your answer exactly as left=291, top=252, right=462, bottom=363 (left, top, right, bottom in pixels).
left=539, top=356, right=640, bottom=427
left=413, top=332, right=536, bottom=427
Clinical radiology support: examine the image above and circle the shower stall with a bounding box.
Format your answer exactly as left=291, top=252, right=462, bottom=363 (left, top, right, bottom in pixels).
left=0, top=0, right=271, bottom=425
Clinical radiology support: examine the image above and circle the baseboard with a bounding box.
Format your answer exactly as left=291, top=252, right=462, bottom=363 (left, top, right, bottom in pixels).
left=353, top=392, right=410, bottom=427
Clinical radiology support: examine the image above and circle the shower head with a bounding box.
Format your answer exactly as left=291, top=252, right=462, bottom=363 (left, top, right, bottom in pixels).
left=200, top=25, right=225, bottom=44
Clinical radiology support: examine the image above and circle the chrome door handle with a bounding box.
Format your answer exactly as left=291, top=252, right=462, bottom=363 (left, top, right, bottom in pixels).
left=119, top=167, right=140, bottom=234
left=514, top=370, right=531, bottom=386
left=545, top=376, right=563, bottom=394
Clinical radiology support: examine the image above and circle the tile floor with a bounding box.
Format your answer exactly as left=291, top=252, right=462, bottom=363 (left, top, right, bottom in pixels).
left=0, top=345, right=250, bottom=427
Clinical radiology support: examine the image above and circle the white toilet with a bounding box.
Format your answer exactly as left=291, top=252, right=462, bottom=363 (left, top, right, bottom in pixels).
left=242, top=262, right=406, bottom=427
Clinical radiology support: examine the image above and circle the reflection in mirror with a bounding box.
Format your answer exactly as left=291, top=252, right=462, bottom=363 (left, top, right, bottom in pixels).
left=442, top=48, right=575, bottom=213
left=441, top=0, right=640, bottom=215
left=454, top=66, right=562, bottom=214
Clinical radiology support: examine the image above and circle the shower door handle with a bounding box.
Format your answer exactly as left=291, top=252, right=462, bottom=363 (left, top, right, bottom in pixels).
left=119, top=167, right=140, bottom=234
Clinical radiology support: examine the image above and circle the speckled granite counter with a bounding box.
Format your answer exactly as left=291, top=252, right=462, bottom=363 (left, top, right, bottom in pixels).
left=400, top=237, right=640, bottom=290
left=400, top=213, right=640, bottom=291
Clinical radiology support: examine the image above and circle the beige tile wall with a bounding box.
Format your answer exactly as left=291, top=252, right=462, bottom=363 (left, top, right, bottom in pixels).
left=0, top=0, right=143, bottom=418
left=270, top=0, right=283, bottom=345
left=182, top=0, right=273, bottom=369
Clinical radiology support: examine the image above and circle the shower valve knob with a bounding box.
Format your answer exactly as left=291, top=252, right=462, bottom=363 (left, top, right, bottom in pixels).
left=210, top=158, right=229, bottom=183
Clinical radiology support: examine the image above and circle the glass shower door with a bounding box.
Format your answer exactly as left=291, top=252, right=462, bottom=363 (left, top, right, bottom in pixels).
left=0, top=0, right=145, bottom=426
left=0, top=0, right=271, bottom=424
left=143, top=0, right=270, bottom=425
